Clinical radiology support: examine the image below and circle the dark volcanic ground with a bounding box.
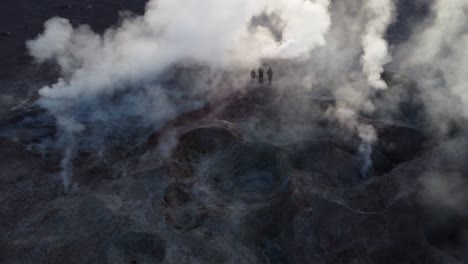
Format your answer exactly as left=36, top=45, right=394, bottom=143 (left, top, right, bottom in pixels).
left=2, top=1, right=468, bottom=264
left=2, top=79, right=468, bottom=263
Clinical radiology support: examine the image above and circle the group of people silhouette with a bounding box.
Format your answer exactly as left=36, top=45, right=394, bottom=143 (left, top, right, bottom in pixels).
left=251, top=66, right=273, bottom=85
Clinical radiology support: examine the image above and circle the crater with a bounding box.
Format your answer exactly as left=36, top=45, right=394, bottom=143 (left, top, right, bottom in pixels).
left=206, top=143, right=289, bottom=201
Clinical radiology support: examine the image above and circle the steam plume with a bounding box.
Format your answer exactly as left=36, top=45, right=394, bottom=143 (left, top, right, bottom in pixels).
left=27, top=0, right=332, bottom=190
left=396, top=0, right=468, bottom=127
left=327, top=105, right=377, bottom=177
left=56, top=116, right=84, bottom=193
left=361, top=0, right=396, bottom=89
left=27, top=0, right=332, bottom=104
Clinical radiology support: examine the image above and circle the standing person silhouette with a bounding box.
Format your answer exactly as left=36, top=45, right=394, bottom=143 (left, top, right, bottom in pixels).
left=267, top=67, right=273, bottom=85
left=258, top=67, right=264, bottom=84
left=250, top=69, right=256, bottom=84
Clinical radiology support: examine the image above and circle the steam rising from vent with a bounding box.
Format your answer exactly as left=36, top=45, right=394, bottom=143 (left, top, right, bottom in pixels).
left=26, top=0, right=332, bottom=191
left=56, top=116, right=84, bottom=193
left=327, top=105, right=377, bottom=178
left=357, top=124, right=377, bottom=177
left=361, top=0, right=395, bottom=89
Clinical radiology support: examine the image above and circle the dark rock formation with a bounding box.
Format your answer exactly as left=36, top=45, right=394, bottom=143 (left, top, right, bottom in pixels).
left=3, top=77, right=468, bottom=263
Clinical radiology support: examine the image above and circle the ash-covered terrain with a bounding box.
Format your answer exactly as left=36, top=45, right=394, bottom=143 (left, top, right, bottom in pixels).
left=1, top=0, right=468, bottom=263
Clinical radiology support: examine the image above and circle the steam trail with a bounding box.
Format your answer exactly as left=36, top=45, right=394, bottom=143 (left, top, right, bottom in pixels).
left=60, top=138, right=75, bottom=193
left=56, top=116, right=84, bottom=193
left=361, top=0, right=395, bottom=89
left=329, top=105, right=377, bottom=178
left=357, top=124, right=377, bottom=177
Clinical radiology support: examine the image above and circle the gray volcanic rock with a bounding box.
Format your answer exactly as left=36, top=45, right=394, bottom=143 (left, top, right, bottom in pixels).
left=286, top=140, right=363, bottom=185
left=290, top=199, right=438, bottom=264
left=0, top=2, right=466, bottom=261
left=2, top=75, right=466, bottom=263
left=2, top=78, right=467, bottom=263
left=204, top=143, right=289, bottom=202
left=108, top=232, right=166, bottom=263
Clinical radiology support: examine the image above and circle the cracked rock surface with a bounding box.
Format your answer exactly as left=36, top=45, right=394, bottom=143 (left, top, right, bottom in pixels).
left=2, top=78, right=468, bottom=263
left=2, top=1, right=468, bottom=263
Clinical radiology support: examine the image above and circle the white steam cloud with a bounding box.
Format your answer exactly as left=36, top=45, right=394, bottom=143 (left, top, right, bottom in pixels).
left=361, top=0, right=396, bottom=89
left=27, top=0, right=331, bottom=103
left=27, top=0, right=332, bottom=191
left=396, top=0, right=468, bottom=128
left=27, top=0, right=468, bottom=194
